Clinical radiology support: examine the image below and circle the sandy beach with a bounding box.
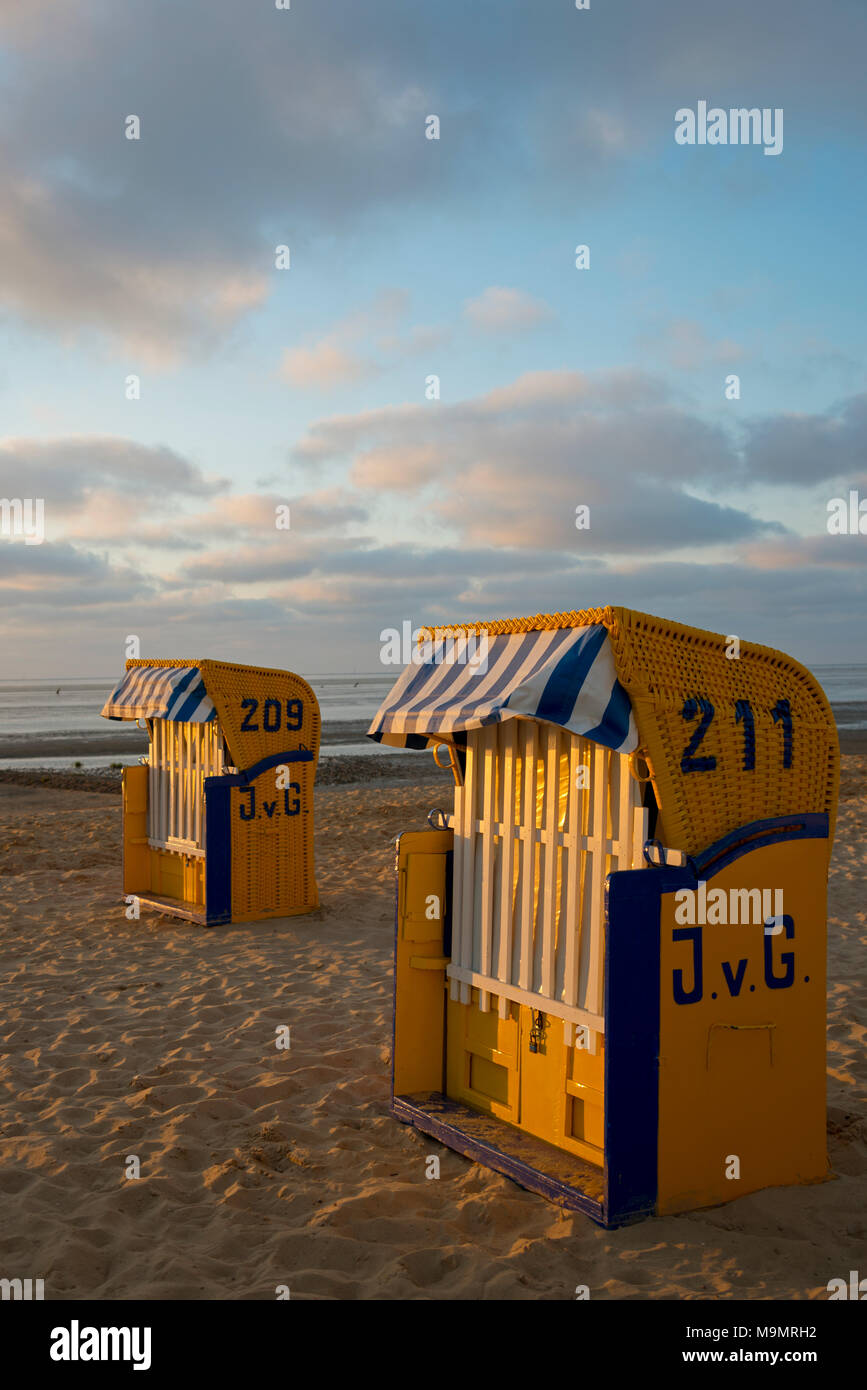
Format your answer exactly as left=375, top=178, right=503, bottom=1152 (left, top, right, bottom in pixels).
left=0, top=757, right=864, bottom=1301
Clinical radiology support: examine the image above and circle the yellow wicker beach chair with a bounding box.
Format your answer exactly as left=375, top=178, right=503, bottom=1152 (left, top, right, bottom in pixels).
left=101, top=658, right=320, bottom=925
left=369, top=607, right=838, bottom=1224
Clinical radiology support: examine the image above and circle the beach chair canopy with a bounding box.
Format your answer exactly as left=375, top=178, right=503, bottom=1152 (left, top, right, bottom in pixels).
left=368, top=624, right=637, bottom=753
left=101, top=657, right=320, bottom=778
left=368, top=605, right=839, bottom=857
left=101, top=665, right=216, bottom=723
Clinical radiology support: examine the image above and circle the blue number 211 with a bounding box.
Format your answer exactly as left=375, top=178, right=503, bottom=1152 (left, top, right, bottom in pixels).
left=680, top=697, right=793, bottom=773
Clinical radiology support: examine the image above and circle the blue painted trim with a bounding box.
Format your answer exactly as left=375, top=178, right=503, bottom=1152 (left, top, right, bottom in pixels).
left=390, top=832, right=403, bottom=1108
left=604, top=871, right=661, bottom=1225
left=393, top=1094, right=607, bottom=1224
left=204, top=779, right=232, bottom=925
left=220, top=748, right=314, bottom=787
left=689, top=810, right=828, bottom=880
left=135, top=894, right=208, bottom=926
left=368, top=731, right=432, bottom=750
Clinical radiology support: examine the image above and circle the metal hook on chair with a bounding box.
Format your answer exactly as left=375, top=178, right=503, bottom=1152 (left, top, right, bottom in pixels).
left=432, top=741, right=462, bottom=787
left=628, top=747, right=653, bottom=783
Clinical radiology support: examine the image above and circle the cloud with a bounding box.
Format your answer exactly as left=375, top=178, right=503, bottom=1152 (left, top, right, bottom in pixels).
left=177, top=541, right=327, bottom=587
left=474, top=369, right=666, bottom=415
left=0, top=538, right=153, bottom=608
left=3, top=0, right=862, bottom=360
left=0, top=437, right=226, bottom=520
left=295, top=369, right=670, bottom=466
left=2, top=539, right=860, bottom=672
left=741, top=530, right=867, bottom=570
left=446, top=486, right=779, bottom=554
left=0, top=353, right=863, bottom=670
left=66, top=488, right=370, bottom=548
left=349, top=445, right=441, bottom=491
left=279, top=290, right=446, bottom=390
left=437, top=557, right=867, bottom=666
left=642, top=318, right=747, bottom=371
left=742, top=395, right=867, bottom=486
left=296, top=374, right=867, bottom=556
left=0, top=7, right=447, bottom=358
left=376, top=323, right=451, bottom=357
left=296, top=367, right=759, bottom=551
left=463, top=287, right=556, bottom=334
left=280, top=340, right=375, bottom=390
left=0, top=171, right=269, bottom=365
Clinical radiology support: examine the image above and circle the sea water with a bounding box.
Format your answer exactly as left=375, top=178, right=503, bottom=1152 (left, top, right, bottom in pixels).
left=0, top=672, right=399, bottom=769
left=0, top=667, right=863, bottom=771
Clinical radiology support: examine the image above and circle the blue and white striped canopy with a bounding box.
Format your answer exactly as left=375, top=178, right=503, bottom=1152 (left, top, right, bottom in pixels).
left=368, top=625, right=637, bottom=753
left=101, top=666, right=217, bottom=723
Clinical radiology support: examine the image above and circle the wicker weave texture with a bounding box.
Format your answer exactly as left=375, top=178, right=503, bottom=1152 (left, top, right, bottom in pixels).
left=230, top=760, right=318, bottom=920
left=606, top=608, right=838, bottom=855
left=199, top=660, right=320, bottom=773
left=424, top=608, right=612, bottom=641
left=201, top=661, right=319, bottom=917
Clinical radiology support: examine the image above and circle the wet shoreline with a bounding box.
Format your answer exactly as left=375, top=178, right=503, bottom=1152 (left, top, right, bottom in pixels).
left=0, top=751, right=453, bottom=795
left=1, top=729, right=863, bottom=797
left=0, top=717, right=380, bottom=762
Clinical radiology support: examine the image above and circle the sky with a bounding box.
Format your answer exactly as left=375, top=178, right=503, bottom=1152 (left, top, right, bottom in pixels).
left=0, top=0, right=865, bottom=677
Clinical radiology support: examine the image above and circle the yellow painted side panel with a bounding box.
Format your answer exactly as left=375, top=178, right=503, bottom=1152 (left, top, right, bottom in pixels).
left=657, top=837, right=829, bottom=1214
left=444, top=996, right=605, bottom=1168
left=393, top=830, right=451, bottom=1096
left=151, top=848, right=183, bottom=900
left=145, top=849, right=205, bottom=909
left=121, top=765, right=150, bottom=896
left=563, top=1037, right=605, bottom=1164
left=184, top=855, right=205, bottom=909
left=446, top=993, right=520, bottom=1121
left=517, top=1009, right=561, bottom=1138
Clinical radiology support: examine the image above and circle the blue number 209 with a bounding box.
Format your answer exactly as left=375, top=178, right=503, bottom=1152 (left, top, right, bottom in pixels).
left=240, top=697, right=304, bottom=732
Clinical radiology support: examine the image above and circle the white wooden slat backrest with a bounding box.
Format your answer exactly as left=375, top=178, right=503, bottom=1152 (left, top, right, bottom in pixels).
left=448, top=719, right=648, bottom=1035
left=517, top=720, right=536, bottom=992
left=147, top=719, right=224, bottom=857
